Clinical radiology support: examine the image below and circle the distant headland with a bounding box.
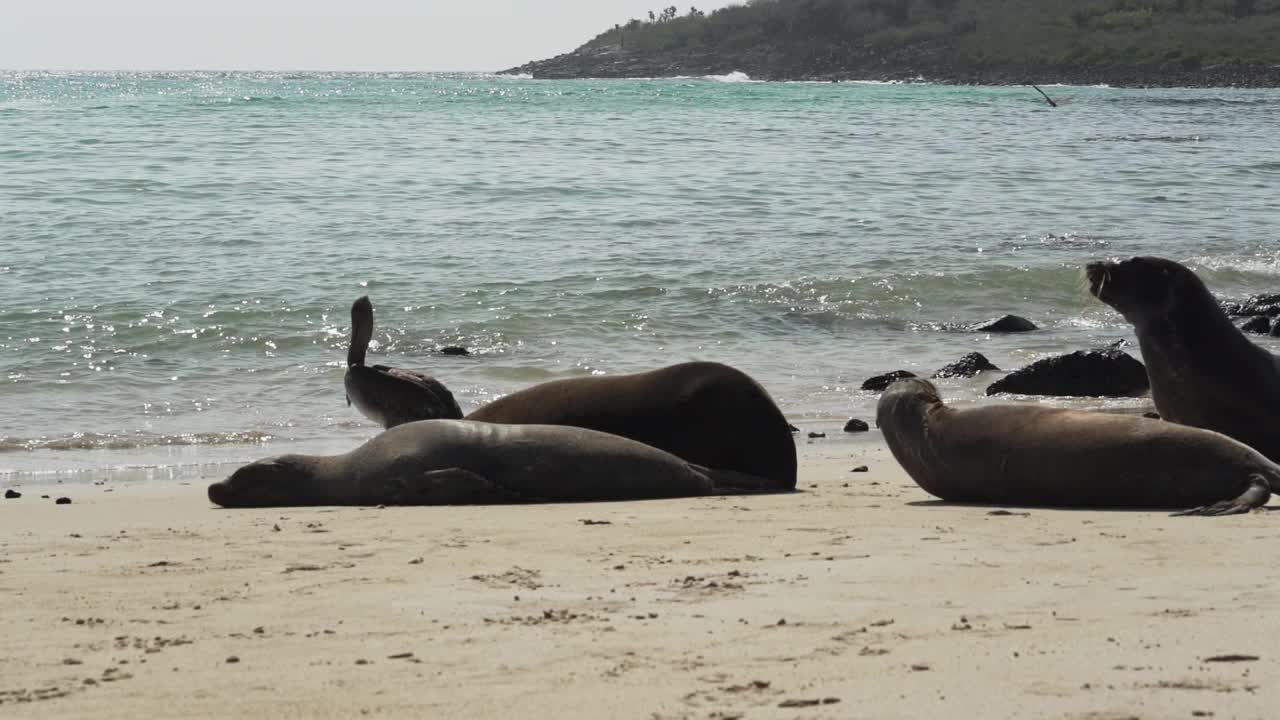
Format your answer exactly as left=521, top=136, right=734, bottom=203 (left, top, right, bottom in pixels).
left=503, top=0, right=1280, bottom=87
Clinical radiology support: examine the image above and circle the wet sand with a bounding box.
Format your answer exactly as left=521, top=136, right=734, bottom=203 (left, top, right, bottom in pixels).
left=1, top=441, right=1275, bottom=719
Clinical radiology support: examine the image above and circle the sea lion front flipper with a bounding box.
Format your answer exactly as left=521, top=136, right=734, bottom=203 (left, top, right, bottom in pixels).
left=1171, top=475, right=1271, bottom=517
left=392, top=468, right=530, bottom=506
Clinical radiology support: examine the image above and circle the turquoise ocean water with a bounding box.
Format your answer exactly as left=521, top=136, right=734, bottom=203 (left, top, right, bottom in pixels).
left=2, top=71, right=1277, bottom=485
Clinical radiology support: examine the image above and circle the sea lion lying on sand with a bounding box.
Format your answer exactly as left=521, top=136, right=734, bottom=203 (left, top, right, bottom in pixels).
left=877, top=377, right=1277, bottom=516
left=1087, top=256, right=1280, bottom=462
left=464, top=362, right=797, bottom=489
left=208, top=419, right=777, bottom=508
left=345, top=342, right=797, bottom=489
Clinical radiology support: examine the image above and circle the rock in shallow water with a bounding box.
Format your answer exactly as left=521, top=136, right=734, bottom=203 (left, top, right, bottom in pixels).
left=933, top=352, right=1000, bottom=378
left=4, top=489, right=20, bottom=499
left=843, top=418, right=870, bottom=433
left=1241, top=316, right=1272, bottom=334
left=985, top=349, right=1149, bottom=398
left=970, top=315, right=1037, bottom=333
left=1223, top=293, right=1280, bottom=317
left=862, top=370, right=917, bottom=392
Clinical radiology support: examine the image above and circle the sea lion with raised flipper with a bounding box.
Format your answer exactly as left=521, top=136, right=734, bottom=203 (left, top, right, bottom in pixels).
left=344, top=296, right=463, bottom=428
left=207, top=419, right=778, bottom=508
left=876, top=377, right=1277, bottom=516
left=465, top=361, right=797, bottom=489
left=1086, top=256, right=1280, bottom=462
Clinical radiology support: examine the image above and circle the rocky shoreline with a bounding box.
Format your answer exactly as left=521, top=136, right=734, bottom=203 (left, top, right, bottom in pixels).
left=502, top=45, right=1280, bottom=88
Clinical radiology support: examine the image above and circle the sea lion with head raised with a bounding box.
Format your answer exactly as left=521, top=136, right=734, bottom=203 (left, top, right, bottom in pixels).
left=344, top=296, right=463, bottom=428
left=1087, top=256, right=1280, bottom=462
left=877, top=377, right=1276, bottom=515
left=207, top=419, right=778, bottom=508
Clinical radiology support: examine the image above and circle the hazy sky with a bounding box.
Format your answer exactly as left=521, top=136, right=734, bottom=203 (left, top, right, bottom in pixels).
left=1, top=1, right=740, bottom=72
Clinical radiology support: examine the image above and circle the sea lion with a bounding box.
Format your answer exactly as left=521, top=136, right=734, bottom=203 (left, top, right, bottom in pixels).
left=207, top=419, right=777, bottom=508
left=876, top=377, right=1277, bottom=515
left=466, top=361, right=797, bottom=489
left=344, top=296, right=462, bottom=428
left=1086, top=256, right=1280, bottom=462
left=344, top=351, right=796, bottom=490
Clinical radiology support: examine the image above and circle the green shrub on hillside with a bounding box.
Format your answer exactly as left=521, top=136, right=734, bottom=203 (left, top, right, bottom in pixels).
left=579, top=0, right=1280, bottom=66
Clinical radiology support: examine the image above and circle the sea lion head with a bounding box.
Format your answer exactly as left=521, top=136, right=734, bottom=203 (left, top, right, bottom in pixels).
left=875, top=376, right=942, bottom=428
left=208, top=455, right=315, bottom=508
left=1086, top=256, right=1210, bottom=325
left=882, top=376, right=942, bottom=402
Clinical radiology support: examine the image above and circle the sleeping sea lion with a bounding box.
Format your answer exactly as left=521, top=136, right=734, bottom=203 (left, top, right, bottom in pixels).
left=346, top=349, right=796, bottom=489
left=208, top=419, right=778, bottom=508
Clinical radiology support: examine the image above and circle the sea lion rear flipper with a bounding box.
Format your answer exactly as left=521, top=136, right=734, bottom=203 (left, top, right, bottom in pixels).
left=1171, top=474, right=1271, bottom=517
left=394, top=468, right=530, bottom=506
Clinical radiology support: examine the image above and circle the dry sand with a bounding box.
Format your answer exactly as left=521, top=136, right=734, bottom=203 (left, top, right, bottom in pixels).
left=1, top=439, right=1276, bottom=719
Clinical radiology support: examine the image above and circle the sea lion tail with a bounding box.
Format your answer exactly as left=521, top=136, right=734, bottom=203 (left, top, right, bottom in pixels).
left=348, top=296, right=374, bottom=367
left=1170, top=473, right=1271, bottom=517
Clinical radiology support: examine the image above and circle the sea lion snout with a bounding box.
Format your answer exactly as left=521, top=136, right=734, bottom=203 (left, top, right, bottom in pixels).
left=1085, top=261, right=1113, bottom=298
left=208, top=458, right=303, bottom=508
left=1085, top=256, right=1191, bottom=319
left=207, top=480, right=232, bottom=507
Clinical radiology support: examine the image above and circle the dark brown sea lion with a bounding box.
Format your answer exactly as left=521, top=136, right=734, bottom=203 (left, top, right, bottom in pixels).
left=344, top=296, right=462, bottom=428
left=877, top=377, right=1277, bottom=515
left=1086, top=256, right=1280, bottom=462
left=466, top=361, right=797, bottom=489
left=345, top=349, right=796, bottom=490
left=207, top=419, right=777, bottom=508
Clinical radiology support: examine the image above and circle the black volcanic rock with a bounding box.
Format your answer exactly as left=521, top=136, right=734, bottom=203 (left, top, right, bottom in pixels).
left=439, top=346, right=470, bottom=356
left=985, top=349, right=1149, bottom=398
left=970, top=315, right=1037, bottom=333
left=1241, top=316, right=1272, bottom=334
left=843, top=418, right=870, bottom=433
left=933, top=352, right=1000, bottom=378
left=1223, top=293, right=1280, bottom=317
left=4, top=489, right=20, bottom=499
left=861, top=370, right=917, bottom=392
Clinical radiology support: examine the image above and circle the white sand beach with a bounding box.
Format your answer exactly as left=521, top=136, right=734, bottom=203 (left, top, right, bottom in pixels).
left=1, top=440, right=1276, bottom=719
